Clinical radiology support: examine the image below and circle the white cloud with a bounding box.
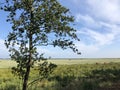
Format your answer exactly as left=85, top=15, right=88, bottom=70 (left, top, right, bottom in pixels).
left=0, top=39, right=9, bottom=58
left=78, top=26, right=120, bottom=46
left=76, top=14, right=100, bottom=28
left=100, top=22, right=120, bottom=34
left=76, top=42, right=99, bottom=53
left=37, top=46, right=81, bottom=58
left=87, top=29, right=114, bottom=45
left=76, top=10, right=120, bottom=46
left=86, top=0, right=120, bottom=24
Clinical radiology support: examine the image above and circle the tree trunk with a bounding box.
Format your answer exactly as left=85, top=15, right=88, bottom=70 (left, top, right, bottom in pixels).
left=22, top=28, right=33, bottom=90
left=22, top=64, right=31, bottom=90
left=22, top=34, right=32, bottom=90
left=22, top=3, right=33, bottom=90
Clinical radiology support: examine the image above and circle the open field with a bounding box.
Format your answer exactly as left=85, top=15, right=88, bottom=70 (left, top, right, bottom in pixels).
left=0, top=58, right=120, bottom=68
left=0, top=60, right=17, bottom=68
left=49, top=58, right=120, bottom=65
left=0, top=58, right=120, bottom=90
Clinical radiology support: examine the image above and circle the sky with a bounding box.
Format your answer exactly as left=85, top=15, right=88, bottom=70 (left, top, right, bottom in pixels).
left=0, top=0, right=120, bottom=58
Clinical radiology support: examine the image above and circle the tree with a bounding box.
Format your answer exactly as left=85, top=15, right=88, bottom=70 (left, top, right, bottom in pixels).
left=2, top=0, right=80, bottom=90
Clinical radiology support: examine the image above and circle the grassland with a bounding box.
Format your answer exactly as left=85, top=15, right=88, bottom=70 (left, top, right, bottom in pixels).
left=0, top=58, right=120, bottom=90
left=49, top=58, right=120, bottom=65
left=0, top=60, right=17, bottom=68
left=0, top=58, right=120, bottom=68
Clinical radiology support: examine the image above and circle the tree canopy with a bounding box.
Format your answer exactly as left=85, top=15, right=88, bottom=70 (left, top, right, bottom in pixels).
left=1, top=0, right=80, bottom=90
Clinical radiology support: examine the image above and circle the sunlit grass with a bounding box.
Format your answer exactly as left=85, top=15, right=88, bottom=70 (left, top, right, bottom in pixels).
left=0, top=58, right=120, bottom=68
left=0, top=60, right=17, bottom=68
left=0, top=58, right=120, bottom=90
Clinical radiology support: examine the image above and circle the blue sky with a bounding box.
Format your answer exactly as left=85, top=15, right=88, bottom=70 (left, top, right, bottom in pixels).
left=0, top=0, right=120, bottom=58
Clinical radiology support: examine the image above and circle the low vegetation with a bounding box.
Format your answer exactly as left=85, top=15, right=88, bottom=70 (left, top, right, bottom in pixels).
left=0, top=59, right=120, bottom=90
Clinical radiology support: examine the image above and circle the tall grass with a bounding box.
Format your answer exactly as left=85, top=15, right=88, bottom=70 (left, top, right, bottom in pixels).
left=1, top=62, right=120, bottom=90
left=1, top=58, right=120, bottom=68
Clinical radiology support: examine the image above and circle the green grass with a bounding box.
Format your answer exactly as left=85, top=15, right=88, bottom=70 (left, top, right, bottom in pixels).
left=0, top=60, right=17, bottom=68
left=0, top=58, right=120, bottom=90
left=0, top=58, right=120, bottom=68
left=49, top=58, right=120, bottom=65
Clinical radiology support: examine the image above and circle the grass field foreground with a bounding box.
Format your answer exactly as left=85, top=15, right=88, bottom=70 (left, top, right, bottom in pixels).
left=0, top=58, right=120, bottom=90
